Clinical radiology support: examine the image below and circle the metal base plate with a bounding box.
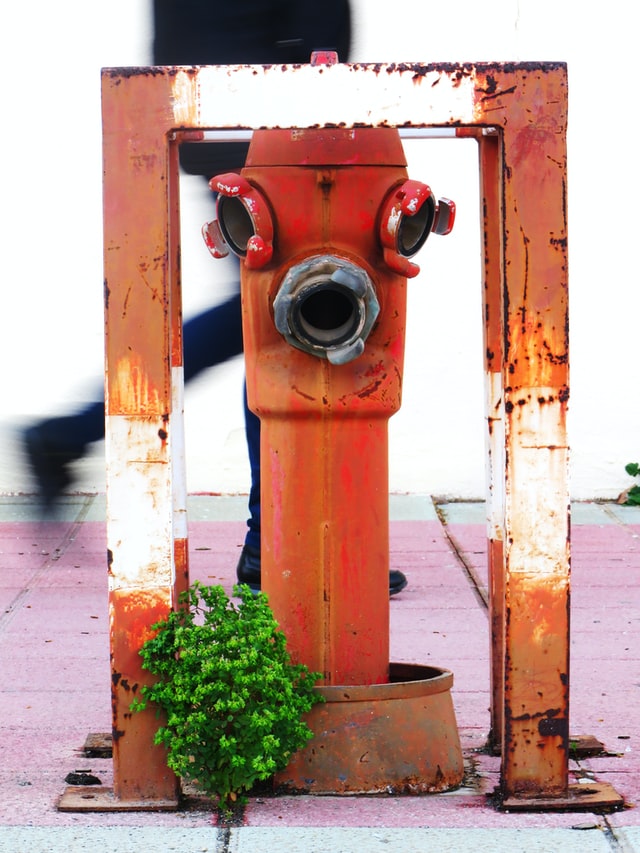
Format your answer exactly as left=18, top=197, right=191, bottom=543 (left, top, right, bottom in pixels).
left=57, top=786, right=179, bottom=813
left=82, top=732, right=113, bottom=758
left=569, top=734, right=605, bottom=758
left=501, top=782, right=624, bottom=812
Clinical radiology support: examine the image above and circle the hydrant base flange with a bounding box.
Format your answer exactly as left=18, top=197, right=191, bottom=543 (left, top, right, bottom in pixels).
left=275, top=663, right=464, bottom=795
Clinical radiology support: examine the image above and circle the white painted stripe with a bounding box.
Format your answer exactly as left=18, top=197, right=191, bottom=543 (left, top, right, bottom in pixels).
left=171, top=63, right=478, bottom=130
left=484, top=370, right=504, bottom=541
left=504, top=393, right=569, bottom=575
left=171, top=365, right=188, bottom=542
left=105, top=415, right=173, bottom=591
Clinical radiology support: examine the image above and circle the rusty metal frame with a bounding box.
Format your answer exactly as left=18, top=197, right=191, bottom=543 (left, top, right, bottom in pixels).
left=84, top=60, right=614, bottom=809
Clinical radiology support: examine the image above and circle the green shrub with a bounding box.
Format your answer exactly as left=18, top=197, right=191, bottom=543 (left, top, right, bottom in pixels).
left=131, top=582, right=322, bottom=811
left=624, top=462, right=640, bottom=506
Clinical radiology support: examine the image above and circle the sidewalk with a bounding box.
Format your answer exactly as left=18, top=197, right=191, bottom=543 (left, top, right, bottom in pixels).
left=0, top=494, right=638, bottom=852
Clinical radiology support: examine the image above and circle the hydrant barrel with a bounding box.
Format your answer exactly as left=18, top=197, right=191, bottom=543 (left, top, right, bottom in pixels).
left=236, top=128, right=411, bottom=686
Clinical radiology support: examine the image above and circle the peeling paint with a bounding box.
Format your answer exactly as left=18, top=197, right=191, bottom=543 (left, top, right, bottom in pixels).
left=186, top=62, right=479, bottom=130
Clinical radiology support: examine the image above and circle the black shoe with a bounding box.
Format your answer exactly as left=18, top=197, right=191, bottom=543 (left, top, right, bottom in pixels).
left=236, top=545, right=408, bottom=597
left=389, top=569, right=408, bottom=596
left=22, top=423, right=78, bottom=509
left=236, top=544, right=262, bottom=592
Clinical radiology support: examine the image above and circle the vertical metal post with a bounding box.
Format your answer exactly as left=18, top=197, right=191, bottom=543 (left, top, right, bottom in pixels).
left=102, top=70, right=184, bottom=805
left=478, top=132, right=506, bottom=753
left=493, top=66, right=571, bottom=801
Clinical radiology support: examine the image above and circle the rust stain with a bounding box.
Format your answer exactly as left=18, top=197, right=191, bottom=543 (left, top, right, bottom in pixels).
left=364, top=360, right=385, bottom=377
left=110, top=354, right=162, bottom=414
left=510, top=122, right=560, bottom=171
left=109, top=586, right=177, bottom=799
left=356, top=378, right=383, bottom=399
left=503, top=573, right=570, bottom=795
left=112, top=588, right=171, bottom=653
left=291, top=384, right=316, bottom=401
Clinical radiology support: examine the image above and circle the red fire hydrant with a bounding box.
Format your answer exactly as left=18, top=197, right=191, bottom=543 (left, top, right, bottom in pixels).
left=204, top=126, right=454, bottom=687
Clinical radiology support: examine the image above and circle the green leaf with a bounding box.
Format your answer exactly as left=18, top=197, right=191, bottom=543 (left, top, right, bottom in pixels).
left=626, top=485, right=640, bottom=505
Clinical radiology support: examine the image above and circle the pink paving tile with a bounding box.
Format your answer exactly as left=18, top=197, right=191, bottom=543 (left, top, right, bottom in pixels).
left=571, top=568, right=640, bottom=589
left=567, top=712, right=638, bottom=760
left=187, top=519, right=246, bottom=539
left=3, top=589, right=108, bottom=635
left=570, top=631, right=638, bottom=661
left=0, top=635, right=107, bottom=669
left=425, top=658, right=491, bottom=693
left=391, top=584, right=482, bottom=608
left=444, top=524, right=486, bottom=543
left=1, top=689, right=110, bottom=730
left=571, top=585, right=638, bottom=608
left=2, top=654, right=108, bottom=692
left=391, top=520, right=454, bottom=550
left=0, top=526, right=74, bottom=548
left=449, top=694, right=492, bottom=731
left=242, top=787, right=617, bottom=830
left=571, top=609, right=640, bottom=635
left=572, top=526, right=640, bottom=545
left=65, top=548, right=108, bottom=566
left=33, top=567, right=108, bottom=591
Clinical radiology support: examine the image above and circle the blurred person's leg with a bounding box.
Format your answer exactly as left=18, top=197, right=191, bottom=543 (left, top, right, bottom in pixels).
left=23, top=292, right=246, bottom=505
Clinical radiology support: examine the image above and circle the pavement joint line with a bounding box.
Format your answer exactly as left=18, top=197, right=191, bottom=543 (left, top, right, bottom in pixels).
left=601, top=501, right=638, bottom=533
left=602, top=815, right=624, bottom=851
left=432, top=497, right=489, bottom=610
left=217, top=825, right=232, bottom=852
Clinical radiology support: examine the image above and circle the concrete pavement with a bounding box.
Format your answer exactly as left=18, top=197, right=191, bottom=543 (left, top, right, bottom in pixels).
left=1, top=494, right=638, bottom=852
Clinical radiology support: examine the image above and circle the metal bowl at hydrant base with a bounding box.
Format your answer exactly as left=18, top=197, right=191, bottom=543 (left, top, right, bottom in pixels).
left=275, top=663, right=464, bottom=795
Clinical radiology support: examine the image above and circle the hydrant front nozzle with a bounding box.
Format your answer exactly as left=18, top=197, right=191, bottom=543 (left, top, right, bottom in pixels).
left=331, top=265, right=368, bottom=297
left=326, top=337, right=365, bottom=365
left=273, top=254, right=379, bottom=364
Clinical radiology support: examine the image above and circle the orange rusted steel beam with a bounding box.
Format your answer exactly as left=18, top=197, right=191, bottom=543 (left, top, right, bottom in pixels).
left=491, top=65, right=570, bottom=799
left=102, top=68, right=185, bottom=804
left=478, top=132, right=506, bottom=753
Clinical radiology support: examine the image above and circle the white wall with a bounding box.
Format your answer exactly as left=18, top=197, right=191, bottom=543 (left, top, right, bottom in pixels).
left=1, top=0, right=638, bottom=500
